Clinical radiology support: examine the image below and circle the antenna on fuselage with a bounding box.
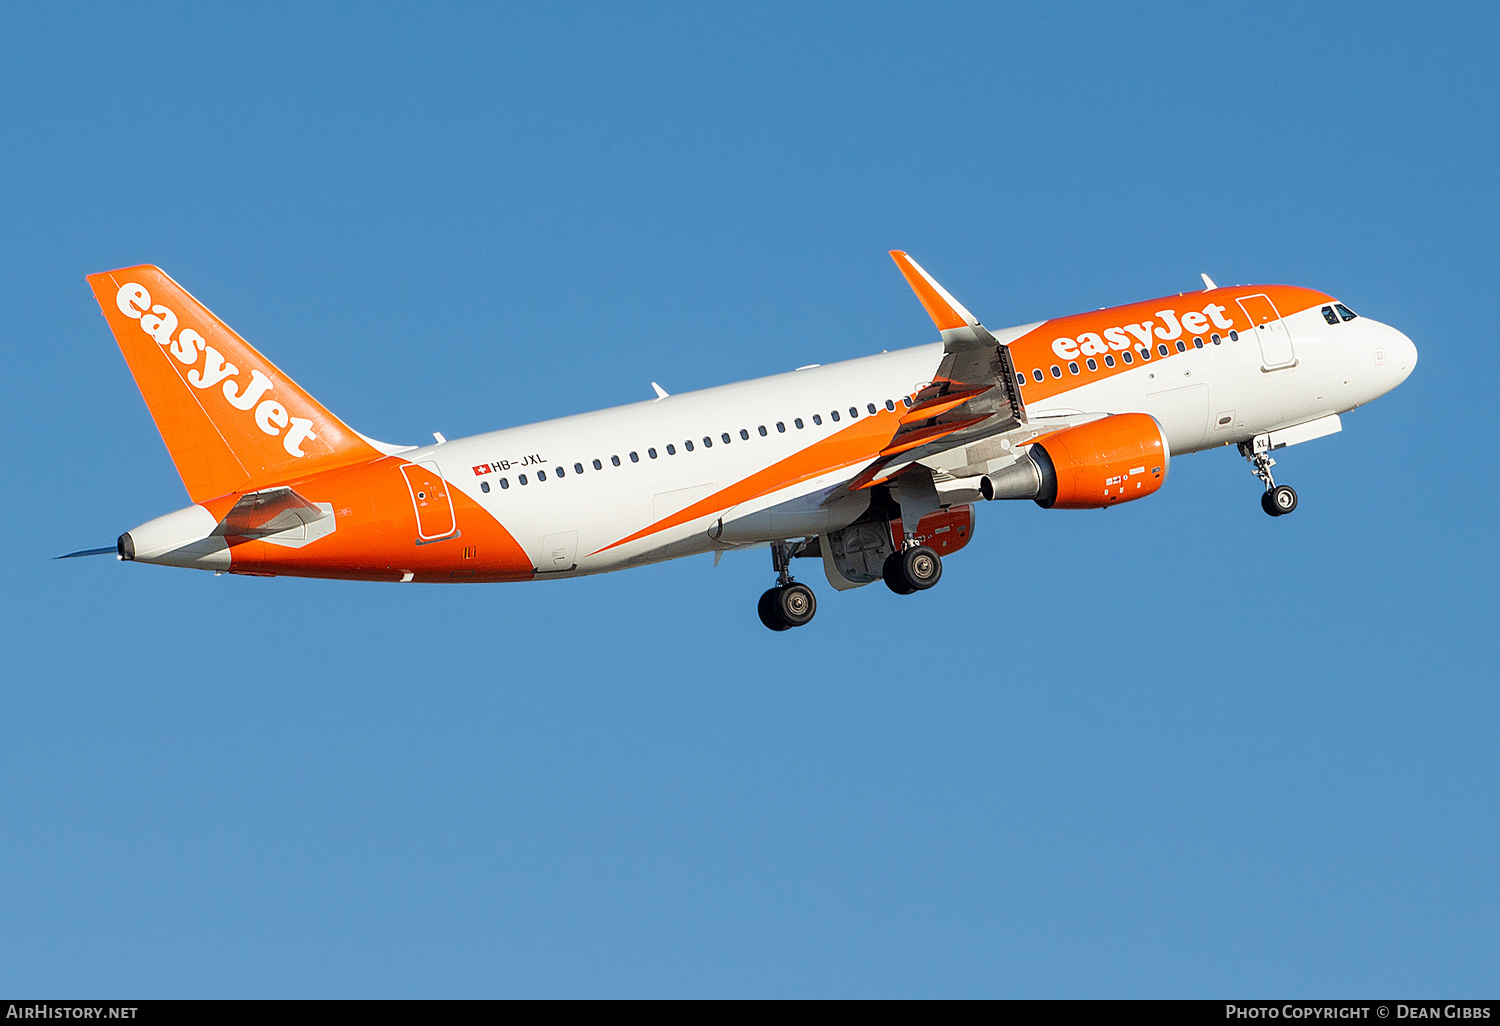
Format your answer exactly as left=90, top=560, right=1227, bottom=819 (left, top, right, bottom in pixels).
left=1201, top=273, right=1218, bottom=290
left=651, top=382, right=670, bottom=400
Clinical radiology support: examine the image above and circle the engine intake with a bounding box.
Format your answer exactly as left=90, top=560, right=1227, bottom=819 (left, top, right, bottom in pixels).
left=980, top=413, right=1169, bottom=509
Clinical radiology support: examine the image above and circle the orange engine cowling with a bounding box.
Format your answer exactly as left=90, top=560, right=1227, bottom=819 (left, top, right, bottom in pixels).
left=980, top=413, right=1169, bottom=509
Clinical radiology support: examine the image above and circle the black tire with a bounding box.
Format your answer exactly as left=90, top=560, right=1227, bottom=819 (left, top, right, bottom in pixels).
left=776, top=582, right=817, bottom=627
left=901, top=545, right=943, bottom=591
left=1261, top=491, right=1279, bottom=517
left=1269, top=484, right=1298, bottom=516
left=758, top=587, right=790, bottom=631
left=883, top=551, right=916, bottom=595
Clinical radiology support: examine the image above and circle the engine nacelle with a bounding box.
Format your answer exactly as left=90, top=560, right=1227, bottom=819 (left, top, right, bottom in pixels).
left=980, top=413, right=1169, bottom=509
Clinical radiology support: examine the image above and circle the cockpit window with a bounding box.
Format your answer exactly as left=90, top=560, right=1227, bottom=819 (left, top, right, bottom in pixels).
left=1335, top=303, right=1358, bottom=321
left=1321, top=305, right=1339, bottom=325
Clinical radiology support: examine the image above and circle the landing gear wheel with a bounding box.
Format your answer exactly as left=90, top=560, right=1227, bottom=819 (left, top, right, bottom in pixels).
left=883, top=545, right=942, bottom=593
left=1266, top=484, right=1298, bottom=516
left=902, top=545, right=942, bottom=590
left=758, top=588, right=791, bottom=631
left=776, top=582, right=816, bottom=627
left=1261, top=491, right=1278, bottom=517
left=758, top=583, right=816, bottom=630
left=882, top=552, right=917, bottom=595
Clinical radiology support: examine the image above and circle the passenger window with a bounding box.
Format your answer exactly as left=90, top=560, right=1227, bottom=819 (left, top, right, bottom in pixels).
left=666, top=444, right=675, bottom=455
left=903, top=397, right=913, bottom=408
left=830, top=410, right=840, bottom=422
left=1068, top=361, right=1079, bottom=374
left=575, top=463, right=584, bottom=474
left=758, top=425, right=767, bottom=436
left=776, top=422, right=786, bottom=432
left=722, top=433, right=731, bottom=444
left=555, top=466, right=564, bottom=477
left=1138, top=347, right=1149, bottom=360
left=1050, top=365, right=1062, bottom=378
left=1322, top=305, right=1339, bottom=325
left=1229, top=329, right=1239, bottom=341
left=794, top=418, right=804, bottom=429
left=1032, top=369, right=1044, bottom=381
left=595, top=459, right=604, bottom=470
left=1175, top=340, right=1185, bottom=353
left=1086, top=358, right=1098, bottom=371
left=1335, top=303, right=1357, bottom=321
left=537, top=470, right=546, bottom=480
left=629, top=451, right=639, bottom=462
left=481, top=480, right=490, bottom=493
left=519, top=474, right=527, bottom=485
left=1122, top=351, right=1133, bottom=364
left=884, top=400, right=895, bottom=411
left=703, top=436, right=712, bottom=448
left=1211, top=333, right=1221, bottom=344
left=867, top=403, right=877, bottom=415
left=848, top=407, right=858, bottom=419
left=813, top=414, right=822, bottom=425
left=740, top=429, right=750, bottom=440
left=1158, top=343, right=1169, bottom=356
left=648, top=448, right=657, bottom=459
left=500, top=477, right=509, bottom=489
left=684, top=440, right=693, bottom=451
left=1015, top=372, right=1025, bottom=386
left=1193, top=337, right=1203, bottom=349
left=1104, top=355, right=1116, bottom=367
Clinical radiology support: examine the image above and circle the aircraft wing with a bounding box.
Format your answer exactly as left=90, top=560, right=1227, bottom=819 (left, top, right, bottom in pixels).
left=848, top=252, right=1027, bottom=489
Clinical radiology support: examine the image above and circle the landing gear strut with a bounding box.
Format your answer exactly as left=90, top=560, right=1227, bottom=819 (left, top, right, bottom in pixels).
left=1240, top=441, right=1298, bottom=517
left=758, top=541, right=817, bottom=631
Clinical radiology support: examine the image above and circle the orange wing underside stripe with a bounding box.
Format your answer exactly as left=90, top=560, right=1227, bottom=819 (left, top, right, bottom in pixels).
left=590, top=398, right=1003, bottom=555
left=590, top=410, right=905, bottom=555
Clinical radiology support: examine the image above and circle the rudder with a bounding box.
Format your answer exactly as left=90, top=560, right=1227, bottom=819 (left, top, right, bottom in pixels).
left=88, top=265, right=383, bottom=503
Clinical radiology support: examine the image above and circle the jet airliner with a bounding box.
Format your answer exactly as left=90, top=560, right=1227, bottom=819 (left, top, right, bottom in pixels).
left=67, top=255, right=1417, bottom=630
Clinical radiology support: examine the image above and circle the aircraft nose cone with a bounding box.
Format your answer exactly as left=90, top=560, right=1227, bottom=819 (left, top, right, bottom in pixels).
left=1393, top=327, right=1418, bottom=383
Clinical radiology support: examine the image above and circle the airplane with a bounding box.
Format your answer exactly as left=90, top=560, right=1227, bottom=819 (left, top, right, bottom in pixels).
left=63, top=255, right=1417, bottom=630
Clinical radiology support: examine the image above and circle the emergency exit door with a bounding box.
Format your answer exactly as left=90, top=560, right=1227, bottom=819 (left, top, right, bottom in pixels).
left=1237, top=293, right=1296, bottom=370
left=400, top=461, right=457, bottom=541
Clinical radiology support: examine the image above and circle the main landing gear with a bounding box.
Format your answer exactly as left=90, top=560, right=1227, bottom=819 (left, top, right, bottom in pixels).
left=1240, top=441, right=1299, bottom=517
left=758, top=541, right=817, bottom=631
left=883, top=544, right=943, bottom=595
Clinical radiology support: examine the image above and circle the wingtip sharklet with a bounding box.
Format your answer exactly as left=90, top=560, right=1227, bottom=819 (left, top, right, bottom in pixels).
left=888, top=250, right=978, bottom=332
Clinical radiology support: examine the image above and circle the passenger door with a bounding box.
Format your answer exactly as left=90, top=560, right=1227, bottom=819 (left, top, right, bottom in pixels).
left=400, top=461, right=457, bottom=542
left=1237, top=293, right=1296, bottom=370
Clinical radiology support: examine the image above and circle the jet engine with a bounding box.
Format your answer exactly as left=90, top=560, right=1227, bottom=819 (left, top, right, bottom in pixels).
left=980, top=413, right=1169, bottom=509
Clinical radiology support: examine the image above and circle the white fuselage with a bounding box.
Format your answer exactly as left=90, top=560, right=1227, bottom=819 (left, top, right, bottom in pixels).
left=398, top=302, right=1415, bottom=576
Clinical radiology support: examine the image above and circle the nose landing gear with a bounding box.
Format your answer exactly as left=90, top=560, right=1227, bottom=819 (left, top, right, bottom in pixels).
left=1240, top=441, right=1298, bottom=517
left=758, top=540, right=817, bottom=631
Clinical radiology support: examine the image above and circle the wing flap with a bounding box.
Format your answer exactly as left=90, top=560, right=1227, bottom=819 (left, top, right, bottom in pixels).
left=843, top=253, right=1029, bottom=491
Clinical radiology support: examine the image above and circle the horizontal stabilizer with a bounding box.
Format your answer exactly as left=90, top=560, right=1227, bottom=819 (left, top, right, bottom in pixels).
left=215, top=487, right=330, bottom=540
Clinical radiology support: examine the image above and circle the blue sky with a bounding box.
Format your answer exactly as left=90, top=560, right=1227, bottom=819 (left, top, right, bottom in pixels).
left=1, top=2, right=1496, bottom=997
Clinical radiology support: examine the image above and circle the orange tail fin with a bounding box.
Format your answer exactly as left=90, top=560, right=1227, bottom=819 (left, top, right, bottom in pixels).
left=88, top=265, right=383, bottom=503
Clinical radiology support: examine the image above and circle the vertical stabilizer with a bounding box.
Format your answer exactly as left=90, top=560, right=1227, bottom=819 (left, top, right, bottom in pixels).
left=87, top=265, right=382, bottom=503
